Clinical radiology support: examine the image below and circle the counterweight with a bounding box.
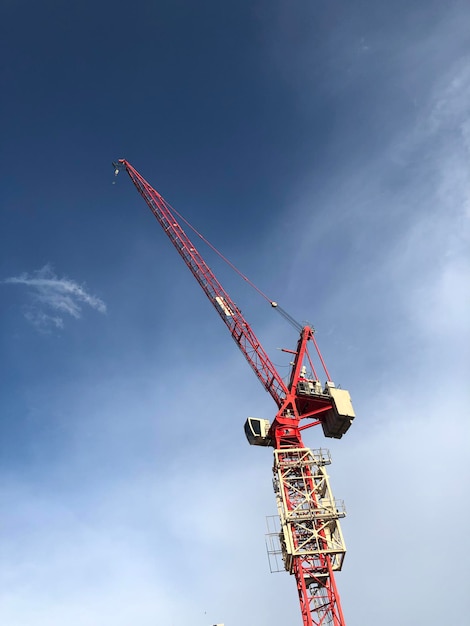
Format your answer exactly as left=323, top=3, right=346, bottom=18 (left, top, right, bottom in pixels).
left=116, top=159, right=356, bottom=626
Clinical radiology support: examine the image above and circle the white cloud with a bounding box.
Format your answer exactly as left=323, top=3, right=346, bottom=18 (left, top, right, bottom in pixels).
left=254, top=49, right=470, bottom=626
left=3, top=8, right=470, bottom=626
left=0, top=479, right=176, bottom=626
left=3, top=264, right=106, bottom=329
left=382, top=60, right=470, bottom=346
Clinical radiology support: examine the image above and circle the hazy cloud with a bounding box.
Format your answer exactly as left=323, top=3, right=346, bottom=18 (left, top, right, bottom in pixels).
left=3, top=264, right=106, bottom=329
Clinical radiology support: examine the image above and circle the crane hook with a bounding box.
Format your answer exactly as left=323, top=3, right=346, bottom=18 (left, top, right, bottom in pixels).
left=112, top=161, right=123, bottom=184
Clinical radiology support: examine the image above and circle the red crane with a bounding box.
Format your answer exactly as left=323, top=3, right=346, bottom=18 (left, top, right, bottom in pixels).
left=115, top=159, right=355, bottom=626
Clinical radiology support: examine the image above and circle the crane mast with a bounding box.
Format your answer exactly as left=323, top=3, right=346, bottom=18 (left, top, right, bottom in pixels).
left=116, top=159, right=355, bottom=626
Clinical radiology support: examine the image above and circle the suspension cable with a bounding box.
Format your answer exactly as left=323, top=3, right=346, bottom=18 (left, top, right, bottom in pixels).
left=273, top=304, right=303, bottom=332
left=166, top=202, right=305, bottom=331
left=166, top=200, right=275, bottom=305
left=116, top=161, right=303, bottom=331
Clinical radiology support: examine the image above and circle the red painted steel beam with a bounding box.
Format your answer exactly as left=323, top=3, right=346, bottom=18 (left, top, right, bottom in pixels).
left=119, top=160, right=289, bottom=406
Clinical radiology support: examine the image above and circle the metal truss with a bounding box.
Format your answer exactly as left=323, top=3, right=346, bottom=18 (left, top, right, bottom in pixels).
left=273, top=448, right=346, bottom=626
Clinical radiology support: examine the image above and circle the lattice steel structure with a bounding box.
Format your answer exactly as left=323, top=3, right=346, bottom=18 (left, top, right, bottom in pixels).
left=116, top=159, right=356, bottom=626
left=274, top=448, right=346, bottom=626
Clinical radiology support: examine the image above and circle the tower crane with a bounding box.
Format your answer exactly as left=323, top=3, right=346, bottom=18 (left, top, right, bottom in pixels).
left=114, top=160, right=355, bottom=626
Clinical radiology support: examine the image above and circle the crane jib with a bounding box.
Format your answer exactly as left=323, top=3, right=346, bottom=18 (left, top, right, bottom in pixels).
left=121, top=160, right=288, bottom=406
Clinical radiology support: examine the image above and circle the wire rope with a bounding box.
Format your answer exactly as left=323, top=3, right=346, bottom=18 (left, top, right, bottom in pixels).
left=165, top=200, right=303, bottom=331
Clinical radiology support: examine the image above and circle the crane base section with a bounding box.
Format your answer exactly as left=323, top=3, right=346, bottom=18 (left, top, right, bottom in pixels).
left=273, top=447, right=346, bottom=573
left=271, top=447, right=347, bottom=626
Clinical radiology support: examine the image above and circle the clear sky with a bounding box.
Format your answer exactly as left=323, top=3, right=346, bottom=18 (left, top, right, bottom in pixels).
left=1, top=1, right=469, bottom=625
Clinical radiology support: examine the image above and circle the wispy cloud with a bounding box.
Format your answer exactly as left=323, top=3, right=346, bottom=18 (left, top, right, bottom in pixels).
left=3, top=264, right=106, bottom=330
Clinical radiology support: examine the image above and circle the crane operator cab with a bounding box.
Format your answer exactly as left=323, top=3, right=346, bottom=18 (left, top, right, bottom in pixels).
left=244, top=417, right=272, bottom=446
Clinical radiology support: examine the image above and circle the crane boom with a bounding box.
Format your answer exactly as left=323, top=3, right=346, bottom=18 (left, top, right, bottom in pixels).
left=118, top=159, right=288, bottom=407
left=117, top=159, right=356, bottom=626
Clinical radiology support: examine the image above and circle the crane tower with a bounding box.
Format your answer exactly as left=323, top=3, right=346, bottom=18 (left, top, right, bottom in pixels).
left=115, top=160, right=355, bottom=626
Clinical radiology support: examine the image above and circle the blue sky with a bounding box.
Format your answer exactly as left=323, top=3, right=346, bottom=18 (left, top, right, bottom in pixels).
left=1, top=1, right=469, bottom=625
